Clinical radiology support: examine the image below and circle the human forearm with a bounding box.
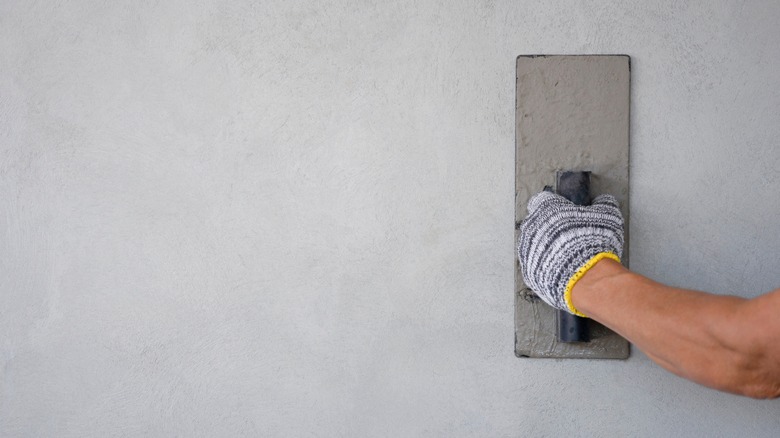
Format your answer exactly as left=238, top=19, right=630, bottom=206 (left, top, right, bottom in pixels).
left=516, top=190, right=780, bottom=397
left=572, top=259, right=780, bottom=399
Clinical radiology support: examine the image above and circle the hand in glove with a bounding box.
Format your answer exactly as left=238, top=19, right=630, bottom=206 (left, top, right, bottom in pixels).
left=517, top=191, right=624, bottom=316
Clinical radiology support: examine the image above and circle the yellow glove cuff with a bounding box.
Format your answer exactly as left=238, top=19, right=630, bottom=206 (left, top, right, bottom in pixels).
left=563, top=252, right=621, bottom=317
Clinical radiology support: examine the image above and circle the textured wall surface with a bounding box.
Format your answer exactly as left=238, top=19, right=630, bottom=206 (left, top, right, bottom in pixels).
left=2, top=1, right=779, bottom=436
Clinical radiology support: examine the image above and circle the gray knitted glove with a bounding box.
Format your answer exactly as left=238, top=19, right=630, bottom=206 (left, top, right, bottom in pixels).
left=517, top=191, right=624, bottom=316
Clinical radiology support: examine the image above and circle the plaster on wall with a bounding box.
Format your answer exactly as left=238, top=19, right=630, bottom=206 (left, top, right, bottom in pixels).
left=2, top=1, right=780, bottom=436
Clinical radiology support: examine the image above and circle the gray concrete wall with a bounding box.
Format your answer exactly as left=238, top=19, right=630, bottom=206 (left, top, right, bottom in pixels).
left=2, top=1, right=779, bottom=436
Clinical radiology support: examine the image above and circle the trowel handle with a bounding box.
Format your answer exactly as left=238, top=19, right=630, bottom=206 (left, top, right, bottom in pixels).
left=556, top=171, right=591, bottom=343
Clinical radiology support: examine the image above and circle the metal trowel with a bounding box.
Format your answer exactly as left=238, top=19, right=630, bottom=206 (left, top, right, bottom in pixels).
left=514, top=55, right=631, bottom=359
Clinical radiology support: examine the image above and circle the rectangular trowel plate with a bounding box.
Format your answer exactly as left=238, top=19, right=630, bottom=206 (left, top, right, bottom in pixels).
left=515, top=55, right=630, bottom=359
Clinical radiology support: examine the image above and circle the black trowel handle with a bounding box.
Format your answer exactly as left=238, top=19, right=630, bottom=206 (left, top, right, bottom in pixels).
left=556, top=171, right=591, bottom=343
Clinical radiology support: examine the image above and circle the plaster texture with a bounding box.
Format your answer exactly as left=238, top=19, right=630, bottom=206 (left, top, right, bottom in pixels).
left=515, top=55, right=630, bottom=358
left=2, top=1, right=780, bottom=436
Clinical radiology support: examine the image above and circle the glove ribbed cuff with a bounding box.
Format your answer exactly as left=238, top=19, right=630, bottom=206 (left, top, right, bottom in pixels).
left=563, top=252, right=621, bottom=317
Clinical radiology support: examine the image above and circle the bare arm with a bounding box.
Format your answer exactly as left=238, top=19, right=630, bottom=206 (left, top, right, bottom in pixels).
left=572, top=258, right=780, bottom=399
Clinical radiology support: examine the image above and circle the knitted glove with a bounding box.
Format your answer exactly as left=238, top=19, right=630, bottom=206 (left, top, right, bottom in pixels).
left=517, top=191, right=624, bottom=316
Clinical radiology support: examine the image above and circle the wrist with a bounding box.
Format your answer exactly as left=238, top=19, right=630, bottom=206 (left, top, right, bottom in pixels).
left=570, top=257, right=628, bottom=317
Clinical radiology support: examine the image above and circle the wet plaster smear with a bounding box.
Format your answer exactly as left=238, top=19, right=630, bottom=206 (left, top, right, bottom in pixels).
left=2, top=1, right=780, bottom=436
